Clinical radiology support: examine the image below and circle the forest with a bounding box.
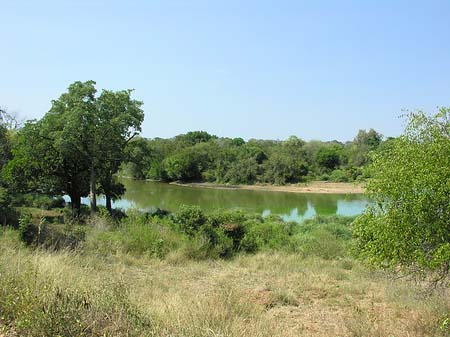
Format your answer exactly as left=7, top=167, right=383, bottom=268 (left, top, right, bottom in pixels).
left=122, top=128, right=384, bottom=184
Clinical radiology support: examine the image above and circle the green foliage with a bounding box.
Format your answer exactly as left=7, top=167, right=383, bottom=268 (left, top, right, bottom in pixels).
left=353, top=109, right=450, bottom=274
left=4, top=81, right=144, bottom=215
left=329, top=169, right=350, bottom=182
left=314, top=144, right=343, bottom=171
left=175, top=205, right=207, bottom=235
left=164, top=148, right=208, bottom=181
left=122, top=130, right=382, bottom=185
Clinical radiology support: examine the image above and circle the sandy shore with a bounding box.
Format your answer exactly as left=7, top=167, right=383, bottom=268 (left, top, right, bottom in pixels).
left=170, top=181, right=365, bottom=194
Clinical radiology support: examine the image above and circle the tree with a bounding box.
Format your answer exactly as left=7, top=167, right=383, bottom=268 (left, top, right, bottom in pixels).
left=354, top=128, right=382, bottom=149
left=123, top=137, right=153, bottom=179
left=94, top=89, right=144, bottom=212
left=353, top=109, right=450, bottom=277
left=348, top=129, right=383, bottom=167
left=314, top=144, right=342, bottom=171
left=5, top=81, right=144, bottom=215
left=0, top=107, right=23, bottom=130
left=0, top=114, right=17, bottom=225
left=5, top=110, right=92, bottom=215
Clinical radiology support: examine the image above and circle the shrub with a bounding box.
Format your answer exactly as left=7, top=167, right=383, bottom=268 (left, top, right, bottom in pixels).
left=329, top=169, right=350, bottom=182
left=175, top=205, right=207, bottom=235
left=353, top=110, right=450, bottom=275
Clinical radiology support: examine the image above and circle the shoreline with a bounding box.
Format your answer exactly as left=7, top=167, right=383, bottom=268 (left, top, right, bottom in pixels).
left=169, top=181, right=365, bottom=194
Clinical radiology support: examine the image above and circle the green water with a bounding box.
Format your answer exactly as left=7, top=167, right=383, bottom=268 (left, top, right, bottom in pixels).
left=84, top=178, right=368, bottom=222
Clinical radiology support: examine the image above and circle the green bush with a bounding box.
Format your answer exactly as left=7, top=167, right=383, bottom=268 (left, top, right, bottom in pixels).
left=198, top=224, right=234, bottom=258
left=353, top=110, right=450, bottom=274
left=175, top=205, right=207, bottom=235
left=329, top=169, right=350, bottom=182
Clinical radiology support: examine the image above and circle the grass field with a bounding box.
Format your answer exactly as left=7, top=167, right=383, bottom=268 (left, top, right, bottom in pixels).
left=0, top=212, right=449, bottom=337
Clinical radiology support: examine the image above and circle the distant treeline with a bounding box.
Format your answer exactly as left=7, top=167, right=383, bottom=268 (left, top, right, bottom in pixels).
left=122, top=129, right=387, bottom=184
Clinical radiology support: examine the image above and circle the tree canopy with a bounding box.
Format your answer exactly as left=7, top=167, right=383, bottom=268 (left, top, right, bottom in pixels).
left=123, top=129, right=383, bottom=185
left=353, top=109, right=450, bottom=276
left=4, top=81, right=144, bottom=215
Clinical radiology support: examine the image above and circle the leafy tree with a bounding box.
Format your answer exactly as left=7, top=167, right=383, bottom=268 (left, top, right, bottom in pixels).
left=353, top=109, right=450, bottom=276
left=354, top=128, right=382, bottom=149
left=5, top=110, right=91, bottom=215
left=123, top=137, right=152, bottom=179
left=0, top=120, right=16, bottom=225
left=0, top=123, right=11, bottom=169
left=176, top=131, right=217, bottom=145
left=94, top=89, right=144, bottom=212
left=314, top=144, right=343, bottom=171
left=5, top=81, right=144, bottom=215
left=164, top=145, right=210, bottom=181
left=347, top=129, right=383, bottom=167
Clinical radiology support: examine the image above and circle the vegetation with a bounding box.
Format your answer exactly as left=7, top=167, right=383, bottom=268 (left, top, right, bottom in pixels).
left=3, top=82, right=144, bottom=216
left=0, top=210, right=449, bottom=336
left=353, top=109, right=450, bottom=278
left=122, top=130, right=383, bottom=184
left=1, top=87, right=449, bottom=336
left=0, top=109, right=18, bottom=226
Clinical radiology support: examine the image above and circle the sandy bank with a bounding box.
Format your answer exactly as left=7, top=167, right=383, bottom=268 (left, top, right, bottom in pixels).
left=170, top=181, right=365, bottom=194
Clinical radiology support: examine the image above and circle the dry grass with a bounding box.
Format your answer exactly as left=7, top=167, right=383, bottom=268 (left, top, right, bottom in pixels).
left=1, top=230, right=449, bottom=337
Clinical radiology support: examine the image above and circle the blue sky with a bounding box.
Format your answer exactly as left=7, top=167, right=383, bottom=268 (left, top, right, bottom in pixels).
left=1, top=0, right=450, bottom=141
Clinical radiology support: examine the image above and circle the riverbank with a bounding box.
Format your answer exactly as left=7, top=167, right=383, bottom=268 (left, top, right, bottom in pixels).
left=170, top=181, right=365, bottom=194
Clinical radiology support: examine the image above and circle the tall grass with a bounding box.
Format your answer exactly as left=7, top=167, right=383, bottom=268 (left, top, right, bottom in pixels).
left=0, top=211, right=449, bottom=337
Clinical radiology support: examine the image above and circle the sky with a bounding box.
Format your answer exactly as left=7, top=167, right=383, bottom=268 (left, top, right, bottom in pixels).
left=1, top=0, right=450, bottom=142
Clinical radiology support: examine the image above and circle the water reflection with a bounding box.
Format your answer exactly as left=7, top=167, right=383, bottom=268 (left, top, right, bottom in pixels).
left=72, top=178, right=368, bottom=223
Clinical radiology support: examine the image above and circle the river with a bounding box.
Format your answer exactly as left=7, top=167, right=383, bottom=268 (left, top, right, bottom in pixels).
left=73, top=178, right=369, bottom=223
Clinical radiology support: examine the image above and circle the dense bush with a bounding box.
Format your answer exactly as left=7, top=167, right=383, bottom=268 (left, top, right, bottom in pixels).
left=123, top=129, right=384, bottom=184
left=175, top=205, right=207, bottom=235
left=353, top=110, right=450, bottom=275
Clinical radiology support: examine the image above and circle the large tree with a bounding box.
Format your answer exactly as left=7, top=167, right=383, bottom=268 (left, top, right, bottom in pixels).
left=353, top=109, right=450, bottom=277
left=94, top=89, right=144, bottom=212
left=5, top=81, right=144, bottom=215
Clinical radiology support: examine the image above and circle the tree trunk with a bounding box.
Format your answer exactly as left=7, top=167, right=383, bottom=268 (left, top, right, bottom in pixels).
left=89, top=165, right=97, bottom=215
left=69, top=191, right=81, bottom=217
left=106, top=194, right=112, bottom=214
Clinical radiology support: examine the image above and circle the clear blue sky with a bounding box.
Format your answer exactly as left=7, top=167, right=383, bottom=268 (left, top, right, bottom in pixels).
left=1, top=0, right=450, bottom=141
